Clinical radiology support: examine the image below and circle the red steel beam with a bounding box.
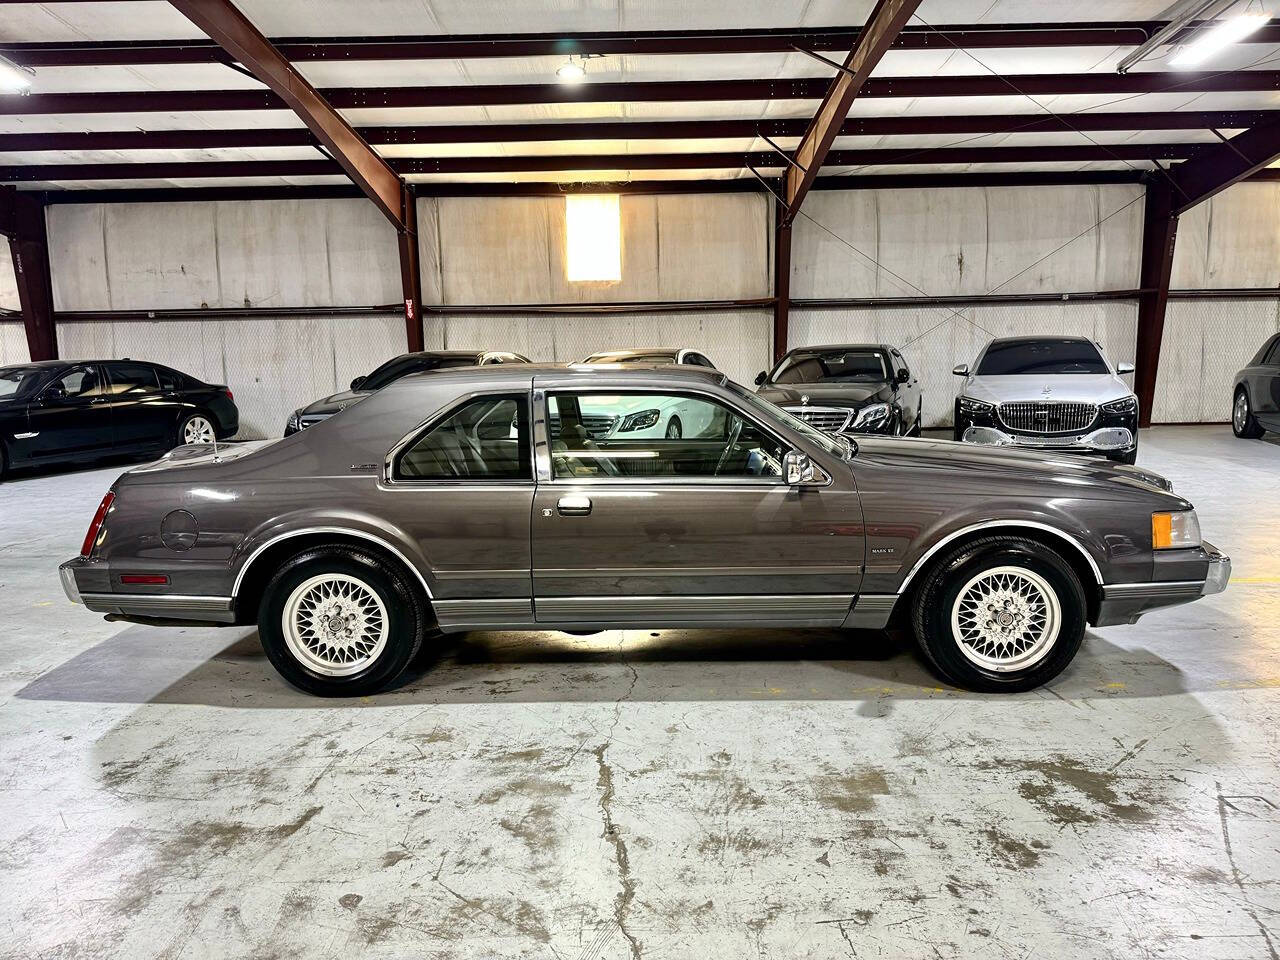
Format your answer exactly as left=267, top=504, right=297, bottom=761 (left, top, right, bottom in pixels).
left=5, top=110, right=1273, bottom=154
left=1165, top=117, right=1280, bottom=215
left=5, top=21, right=1279, bottom=66
left=5, top=70, right=1280, bottom=114
left=785, top=0, right=924, bottom=222
left=0, top=143, right=1204, bottom=183
left=0, top=187, right=58, bottom=361
left=167, top=0, right=420, bottom=348
left=1134, top=182, right=1178, bottom=428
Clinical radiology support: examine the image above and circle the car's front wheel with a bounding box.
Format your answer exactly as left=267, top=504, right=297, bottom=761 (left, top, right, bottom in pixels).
left=1233, top=388, right=1265, bottom=438
left=911, top=536, right=1086, bottom=692
left=258, top=546, right=428, bottom=697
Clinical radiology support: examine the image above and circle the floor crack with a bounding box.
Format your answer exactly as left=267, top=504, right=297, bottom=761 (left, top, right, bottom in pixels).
left=1216, top=780, right=1279, bottom=960
left=596, top=742, right=641, bottom=960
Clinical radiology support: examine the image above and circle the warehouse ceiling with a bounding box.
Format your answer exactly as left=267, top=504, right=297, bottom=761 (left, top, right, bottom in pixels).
left=1, top=0, right=1279, bottom=193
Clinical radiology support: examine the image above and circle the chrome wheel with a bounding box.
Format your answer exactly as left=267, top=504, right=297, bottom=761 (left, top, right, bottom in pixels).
left=1234, top=392, right=1248, bottom=433
left=182, top=415, right=216, bottom=445
left=950, top=565, right=1061, bottom=672
left=282, top=573, right=389, bottom=677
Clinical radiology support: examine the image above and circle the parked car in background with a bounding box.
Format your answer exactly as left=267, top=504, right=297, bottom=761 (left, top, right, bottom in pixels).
left=284, top=349, right=530, bottom=435
left=754, top=343, right=922, bottom=437
left=0, top=359, right=236, bottom=479
left=953, top=336, right=1139, bottom=464
left=1232, top=332, right=1280, bottom=439
left=579, top=347, right=718, bottom=368
left=61, top=364, right=1227, bottom=698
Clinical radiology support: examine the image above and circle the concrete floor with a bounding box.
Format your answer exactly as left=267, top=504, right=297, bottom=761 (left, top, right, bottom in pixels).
left=0, top=425, right=1277, bottom=959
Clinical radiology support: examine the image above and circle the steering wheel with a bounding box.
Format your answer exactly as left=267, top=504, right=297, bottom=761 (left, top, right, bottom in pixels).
left=714, top=416, right=744, bottom=476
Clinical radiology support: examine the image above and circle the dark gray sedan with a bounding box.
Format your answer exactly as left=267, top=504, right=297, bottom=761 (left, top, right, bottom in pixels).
left=1233, top=332, right=1280, bottom=438
left=61, top=364, right=1228, bottom=697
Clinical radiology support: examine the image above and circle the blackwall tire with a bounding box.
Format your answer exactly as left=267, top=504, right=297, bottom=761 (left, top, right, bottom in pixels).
left=1109, top=448, right=1138, bottom=465
left=911, top=536, right=1086, bottom=693
left=952, top=400, right=964, bottom=442
left=258, top=546, right=427, bottom=697
left=1233, top=389, right=1265, bottom=439
left=665, top=417, right=682, bottom=439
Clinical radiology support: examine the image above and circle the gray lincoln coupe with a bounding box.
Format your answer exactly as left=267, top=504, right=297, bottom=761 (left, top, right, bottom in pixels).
left=60, top=364, right=1228, bottom=697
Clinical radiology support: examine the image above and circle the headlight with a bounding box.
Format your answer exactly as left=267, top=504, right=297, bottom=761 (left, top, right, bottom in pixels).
left=285, top=411, right=301, bottom=433
left=1152, top=510, right=1201, bottom=549
left=958, top=397, right=994, bottom=416
left=852, top=403, right=891, bottom=430
left=619, top=408, right=660, bottom=432
left=1103, top=396, right=1138, bottom=415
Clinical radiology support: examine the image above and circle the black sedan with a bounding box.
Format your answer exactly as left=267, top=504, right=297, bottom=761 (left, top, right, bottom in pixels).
left=754, top=343, right=923, bottom=436
left=285, top=349, right=530, bottom=435
left=1233, top=332, right=1280, bottom=438
left=0, top=359, right=237, bottom=478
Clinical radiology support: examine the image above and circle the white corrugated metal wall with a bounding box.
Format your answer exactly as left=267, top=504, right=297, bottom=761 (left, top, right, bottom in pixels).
left=0, top=243, right=25, bottom=365
left=788, top=184, right=1145, bottom=428
left=1157, top=183, right=1280, bottom=423
left=7, top=181, right=1277, bottom=436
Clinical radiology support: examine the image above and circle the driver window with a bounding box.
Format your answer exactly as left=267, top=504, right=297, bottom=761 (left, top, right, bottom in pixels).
left=547, top=392, right=783, bottom=481
left=46, top=365, right=105, bottom=401
left=393, top=393, right=530, bottom=480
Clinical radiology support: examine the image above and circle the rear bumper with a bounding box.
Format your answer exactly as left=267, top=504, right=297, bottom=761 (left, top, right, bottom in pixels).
left=1093, top=541, right=1230, bottom=626
left=59, top=557, right=235, bottom=624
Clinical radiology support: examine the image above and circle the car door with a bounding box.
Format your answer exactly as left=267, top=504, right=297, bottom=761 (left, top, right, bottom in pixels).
left=24, top=364, right=115, bottom=461
left=530, top=379, right=864, bottom=627
left=1257, top=337, right=1280, bottom=430
left=103, top=361, right=176, bottom=451
left=383, top=389, right=536, bottom=630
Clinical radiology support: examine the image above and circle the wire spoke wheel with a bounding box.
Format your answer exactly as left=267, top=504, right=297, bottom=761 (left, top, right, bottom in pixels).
left=182, top=415, right=215, bottom=445
left=282, top=573, right=389, bottom=677
left=950, top=565, right=1061, bottom=673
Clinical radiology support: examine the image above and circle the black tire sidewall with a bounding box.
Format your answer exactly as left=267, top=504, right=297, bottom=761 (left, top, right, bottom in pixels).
left=1234, top=389, right=1263, bottom=438
left=666, top=416, right=682, bottom=439
left=258, top=548, right=423, bottom=697
left=917, top=540, right=1086, bottom=692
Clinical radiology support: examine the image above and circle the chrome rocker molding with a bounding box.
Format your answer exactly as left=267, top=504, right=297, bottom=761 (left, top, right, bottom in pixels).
left=79, top=592, right=235, bottom=623
left=895, top=520, right=1104, bottom=595
left=535, top=594, right=854, bottom=625
left=842, top=594, right=898, bottom=629
left=230, top=526, right=436, bottom=600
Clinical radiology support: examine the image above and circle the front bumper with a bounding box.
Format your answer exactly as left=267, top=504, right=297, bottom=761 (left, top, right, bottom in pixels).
left=1094, top=541, right=1230, bottom=626
left=963, top=424, right=1134, bottom=454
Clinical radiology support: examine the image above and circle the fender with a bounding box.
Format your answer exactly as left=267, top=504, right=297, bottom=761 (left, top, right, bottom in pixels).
left=230, top=514, right=435, bottom=600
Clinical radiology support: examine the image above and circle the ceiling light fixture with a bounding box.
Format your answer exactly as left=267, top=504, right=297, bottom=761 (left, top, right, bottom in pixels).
left=0, top=55, right=35, bottom=94
left=556, top=56, right=587, bottom=83
left=1169, top=11, right=1271, bottom=67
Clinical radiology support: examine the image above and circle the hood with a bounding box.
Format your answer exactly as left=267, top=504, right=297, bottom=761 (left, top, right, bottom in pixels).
left=964, top=374, right=1131, bottom=406
left=297, top=388, right=370, bottom=417
left=758, top=381, right=892, bottom=407
left=853, top=436, right=1183, bottom=502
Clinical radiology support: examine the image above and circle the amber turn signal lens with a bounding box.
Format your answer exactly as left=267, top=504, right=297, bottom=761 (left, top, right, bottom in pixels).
left=1152, top=510, right=1201, bottom=549
left=1151, top=512, right=1173, bottom=549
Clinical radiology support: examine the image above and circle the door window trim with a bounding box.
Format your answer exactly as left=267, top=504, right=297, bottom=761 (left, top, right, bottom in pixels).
left=535, top=386, right=790, bottom=486
left=381, top=388, right=536, bottom=487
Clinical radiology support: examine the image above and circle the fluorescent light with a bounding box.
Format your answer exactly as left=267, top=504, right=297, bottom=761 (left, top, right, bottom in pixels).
left=556, top=58, right=586, bottom=83
left=565, top=194, right=621, bottom=283
left=0, top=55, right=35, bottom=93
left=1169, top=12, right=1271, bottom=67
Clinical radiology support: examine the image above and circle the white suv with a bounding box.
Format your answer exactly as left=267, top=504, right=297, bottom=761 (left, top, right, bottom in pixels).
left=952, top=336, right=1139, bottom=464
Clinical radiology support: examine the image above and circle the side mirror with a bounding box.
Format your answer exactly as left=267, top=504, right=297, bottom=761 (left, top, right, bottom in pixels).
left=39, top=386, right=66, bottom=404
left=350, top=375, right=367, bottom=390
left=783, top=450, right=829, bottom=486
left=952, top=363, right=970, bottom=377
left=754, top=371, right=768, bottom=386
left=1117, top=362, right=1135, bottom=375
left=896, top=368, right=910, bottom=384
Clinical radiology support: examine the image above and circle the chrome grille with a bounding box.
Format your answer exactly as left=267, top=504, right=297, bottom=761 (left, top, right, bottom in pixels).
left=998, top=401, right=1097, bottom=435
left=782, top=405, right=853, bottom=433
left=548, top=413, right=617, bottom=439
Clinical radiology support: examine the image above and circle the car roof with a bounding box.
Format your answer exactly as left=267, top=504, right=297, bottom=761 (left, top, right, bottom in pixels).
left=396, top=361, right=726, bottom=387
left=583, top=348, right=683, bottom=359
left=986, top=335, right=1093, bottom=345
left=401, top=350, right=490, bottom=359
left=785, top=343, right=891, bottom=353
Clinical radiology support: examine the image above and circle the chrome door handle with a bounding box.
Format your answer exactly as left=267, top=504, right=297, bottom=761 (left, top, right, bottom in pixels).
left=556, top=496, right=592, bottom=516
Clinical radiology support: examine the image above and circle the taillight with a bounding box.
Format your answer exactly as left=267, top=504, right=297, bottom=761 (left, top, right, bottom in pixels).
left=224, top=388, right=234, bottom=401
left=81, top=492, right=115, bottom=557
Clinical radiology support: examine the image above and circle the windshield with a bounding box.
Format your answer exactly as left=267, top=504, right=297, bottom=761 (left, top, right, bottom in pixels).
left=976, top=339, right=1108, bottom=376
left=362, top=355, right=475, bottom=391
left=771, top=349, right=888, bottom=384
left=729, top=383, right=849, bottom=460
left=0, top=365, right=48, bottom=400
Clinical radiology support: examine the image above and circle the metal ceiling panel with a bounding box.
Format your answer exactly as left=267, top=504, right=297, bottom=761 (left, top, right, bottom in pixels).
left=0, top=2, right=204, bottom=43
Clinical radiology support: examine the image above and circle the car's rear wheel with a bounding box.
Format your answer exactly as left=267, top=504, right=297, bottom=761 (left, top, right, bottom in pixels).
left=258, top=546, right=427, bottom=697
left=911, top=536, right=1086, bottom=692
left=1233, top=388, right=1265, bottom=438
left=177, top=412, right=216, bottom=446
left=952, top=399, right=964, bottom=442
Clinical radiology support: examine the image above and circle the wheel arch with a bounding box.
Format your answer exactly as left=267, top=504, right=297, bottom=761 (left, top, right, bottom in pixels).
left=231, top=525, right=433, bottom=625
left=896, top=521, right=1103, bottom=623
